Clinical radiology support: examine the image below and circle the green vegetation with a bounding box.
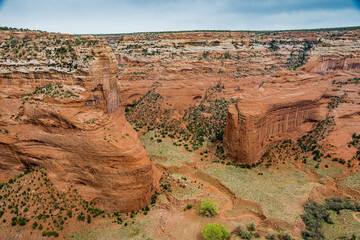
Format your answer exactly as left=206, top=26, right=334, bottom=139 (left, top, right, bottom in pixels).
left=349, top=133, right=360, bottom=162
left=23, top=84, right=79, bottom=102
left=0, top=26, right=41, bottom=32
left=0, top=33, right=99, bottom=71
left=301, top=198, right=360, bottom=240
left=323, top=210, right=360, bottom=240
left=201, top=223, right=230, bottom=240
left=0, top=168, right=107, bottom=237
left=286, top=41, right=314, bottom=69
left=342, top=172, right=360, bottom=191
left=183, top=82, right=234, bottom=146
left=247, top=221, right=256, bottom=231
left=139, top=131, right=193, bottom=167
left=261, top=117, right=338, bottom=168
left=199, top=200, right=219, bottom=217
left=42, top=231, right=59, bottom=237
left=127, top=83, right=234, bottom=152
left=205, top=164, right=319, bottom=223
left=238, top=228, right=252, bottom=239
left=328, top=95, right=348, bottom=110
left=184, top=204, right=193, bottom=211
left=268, top=40, right=279, bottom=51
left=332, top=77, right=360, bottom=87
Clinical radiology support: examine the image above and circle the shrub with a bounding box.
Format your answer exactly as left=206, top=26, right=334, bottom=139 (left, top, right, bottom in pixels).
left=301, top=201, right=328, bottom=239
left=199, top=200, right=219, bottom=217
left=248, top=221, right=256, bottom=231
left=239, top=229, right=252, bottom=239
left=277, top=231, right=292, bottom=240
left=32, top=221, right=38, bottom=229
left=151, top=194, right=157, bottom=204
left=201, top=223, right=230, bottom=240
left=184, top=204, right=193, bottom=211
left=67, top=209, right=72, bottom=218
left=42, top=231, right=59, bottom=237
left=18, top=217, right=26, bottom=226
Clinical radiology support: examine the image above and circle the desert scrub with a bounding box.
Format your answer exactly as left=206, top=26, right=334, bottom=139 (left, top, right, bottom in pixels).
left=301, top=198, right=360, bottom=240
left=24, top=84, right=79, bottom=101
left=0, top=168, right=107, bottom=237
left=285, top=41, right=314, bottom=69
left=332, top=77, right=360, bottom=87
left=127, top=83, right=234, bottom=151
left=327, top=95, right=348, bottom=110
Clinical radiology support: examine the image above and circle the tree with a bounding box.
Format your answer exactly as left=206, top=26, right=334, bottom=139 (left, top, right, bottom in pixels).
left=199, top=200, right=219, bottom=217
left=201, top=223, right=230, bottom=240
left=268, top=40, right=279, bottom=51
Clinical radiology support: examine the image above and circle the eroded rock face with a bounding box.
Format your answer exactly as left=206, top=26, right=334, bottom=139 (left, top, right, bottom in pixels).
left=304, top=39, right=360, bottom=72
left=103, top=30, right=360, bottom=165
left=224, top=75, right=329, bottom=164
left=0, top=32, right=160, bottom=212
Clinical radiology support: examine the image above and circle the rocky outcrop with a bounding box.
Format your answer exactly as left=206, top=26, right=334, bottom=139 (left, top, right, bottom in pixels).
left=224, top=75, right=329, bottom=164
left=0, top=32, right=160, bottom=212
left=304, top=39, right=360, bottom=72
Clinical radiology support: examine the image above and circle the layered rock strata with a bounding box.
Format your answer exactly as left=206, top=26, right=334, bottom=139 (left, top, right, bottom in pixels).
left=224, top=76, right=329, bottom=164
left=0, top=31, right=160, bottom=212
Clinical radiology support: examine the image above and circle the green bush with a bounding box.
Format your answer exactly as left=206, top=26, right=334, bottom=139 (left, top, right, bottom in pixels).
left=239, top=229, right=252, bottom=239
left=199, top=200, right=219, bottom=217
left=151, top=194, right=158, bottom=204
left=277, top=231, right=292, bottom=240
left=248, top=221, right=256, bottom=231
left=184, top=204, right=193, bottom=211
left=42, top=231, right=59, bottom=237
left=201, top=223, right=230, bottom=240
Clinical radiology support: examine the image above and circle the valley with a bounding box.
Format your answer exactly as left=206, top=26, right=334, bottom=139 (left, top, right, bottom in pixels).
left=0, top=27, right=359, bottom=239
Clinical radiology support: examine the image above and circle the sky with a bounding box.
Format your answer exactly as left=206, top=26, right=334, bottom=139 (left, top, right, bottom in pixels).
left=0, top=0, right=359, bottom=34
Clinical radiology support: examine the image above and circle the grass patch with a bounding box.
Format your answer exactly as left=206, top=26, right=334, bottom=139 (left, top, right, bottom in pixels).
left=306, top=160, right=344, bottom=179
left=342, top=172, right=360, bottom=191
left=140, top=131, right=193, bottom=167
left=204, top=164, right=320, bottom=223
left=323, top=210, right=360, bottom=239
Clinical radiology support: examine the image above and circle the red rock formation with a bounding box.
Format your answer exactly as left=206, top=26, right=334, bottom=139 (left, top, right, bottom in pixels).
left=304, top=39, right=360, bottom=72
left=0, top=32, right=160, bottom=212
left=224, top=75, right=329, bottom=164
left=104, top=30, right=360, bottom=165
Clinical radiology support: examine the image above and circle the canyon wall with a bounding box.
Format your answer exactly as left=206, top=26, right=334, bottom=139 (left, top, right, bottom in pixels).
left=224, top=76, right=329, bottom=164
left=304, top=39, right=360, bottom=73
left=103, top=30, right=360, bottom=164
left=0, top=31, right=160, bottom=212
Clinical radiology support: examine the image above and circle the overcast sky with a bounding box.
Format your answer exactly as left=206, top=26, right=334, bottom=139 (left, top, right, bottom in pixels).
left=0, top=0, right=359, bottom=34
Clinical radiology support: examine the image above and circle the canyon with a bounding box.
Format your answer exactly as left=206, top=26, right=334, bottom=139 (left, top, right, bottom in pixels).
left=0, top=27, right=359, bottom=239
left=104, top=29, right=360, bottom=164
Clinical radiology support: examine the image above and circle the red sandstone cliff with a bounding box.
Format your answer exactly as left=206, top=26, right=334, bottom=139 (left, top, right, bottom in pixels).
left=0, top=32, right=160, bottom=212
left=224, top=74, right=329, bottom=164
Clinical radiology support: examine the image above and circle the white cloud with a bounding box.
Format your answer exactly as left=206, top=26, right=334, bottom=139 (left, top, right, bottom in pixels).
left=0, top=0, right=359, bottom=33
